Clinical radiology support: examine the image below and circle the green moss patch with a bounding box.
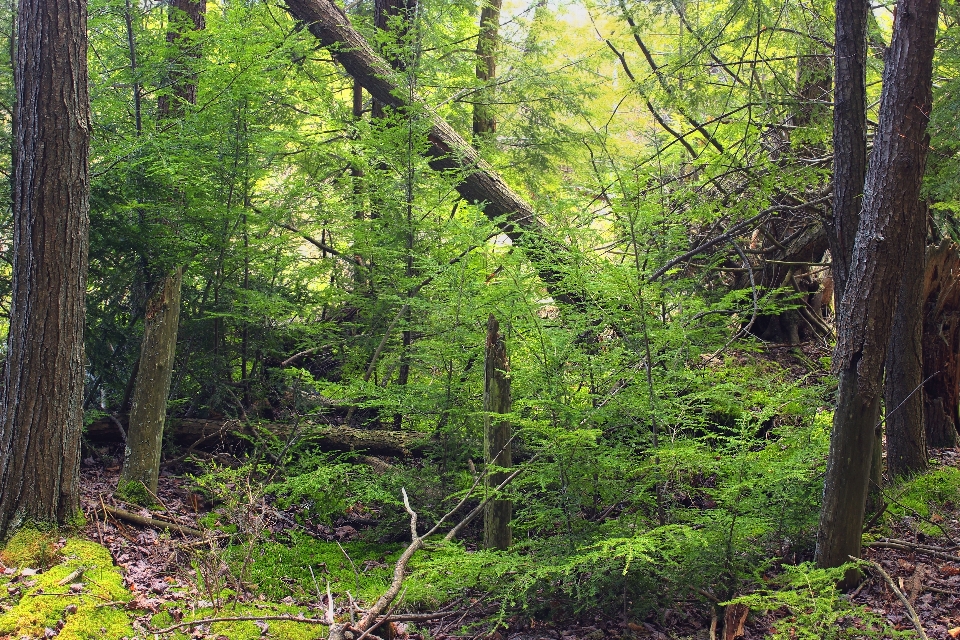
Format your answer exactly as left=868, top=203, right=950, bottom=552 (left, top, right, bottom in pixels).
left=0, top=527, right=62, bottom=569
left=886, top=465, right=960, bottom=535
left=151, top=602, right=327, bottom=640
left=0, top=538, right=133, bottom=639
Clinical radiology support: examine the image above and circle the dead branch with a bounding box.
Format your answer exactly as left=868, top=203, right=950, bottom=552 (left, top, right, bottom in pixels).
left=101, top=504, right=203, bottom=537
left=155, top=614, right=327, bottom=635
left=853, top=556, right=928, bottom=640
left=864, top=539, right=960, bottom=563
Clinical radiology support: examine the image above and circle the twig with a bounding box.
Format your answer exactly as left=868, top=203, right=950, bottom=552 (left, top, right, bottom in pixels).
left=864, top=540, right=960, bottom=563
left=852, top=556, right=928, bottom=640
left=154, top=614, right=327, bottom=634
left=101, top=505, right=203, bottom=537
left=336, top=540, right=361, bottom=595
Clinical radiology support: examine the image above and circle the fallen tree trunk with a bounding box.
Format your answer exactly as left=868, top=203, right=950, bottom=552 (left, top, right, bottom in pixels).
left=284, top=0, right=581, bottom=306
left=86, top=416, right=429, bottom=458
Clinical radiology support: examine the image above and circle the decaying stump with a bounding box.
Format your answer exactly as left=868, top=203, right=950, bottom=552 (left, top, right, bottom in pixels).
left=922, top=240, right=960, bottom=448
left=483, top=314, right=512, bottom=550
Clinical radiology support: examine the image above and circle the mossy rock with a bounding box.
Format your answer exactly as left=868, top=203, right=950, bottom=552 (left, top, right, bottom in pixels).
left=151, top=602, right=327, bottom=640
left=0, top=538, right=133, bottom=639
left=115, top=479, right=155, bottom=506
left=0, top=527, right=62, bottom=569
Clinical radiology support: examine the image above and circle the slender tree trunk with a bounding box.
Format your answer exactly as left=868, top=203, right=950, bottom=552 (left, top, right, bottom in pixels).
left=121, top=0, right=204, bottom=495
left=484, top=314, right=511, bottom=550
left=825, top=0, right=868, bottom=307
left=816, top=0, right=939, bottom=572
left=885, top=200, right=927, bottom=478
left=121, top=268, right=183, bottom=494
left=473, top=0, right=502, bottom=140
left=0, top=0, right=90, bottom=537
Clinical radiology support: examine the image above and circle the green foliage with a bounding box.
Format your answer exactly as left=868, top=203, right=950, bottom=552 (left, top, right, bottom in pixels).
left=727, top=563, right=910, bottom=640
left=884, top=466, right=960, bottom=535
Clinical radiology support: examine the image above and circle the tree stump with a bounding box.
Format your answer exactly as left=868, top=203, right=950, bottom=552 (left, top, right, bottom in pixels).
left=922, top=240, right=960, bottom=448
left=484, top=314, right=512, bottom=550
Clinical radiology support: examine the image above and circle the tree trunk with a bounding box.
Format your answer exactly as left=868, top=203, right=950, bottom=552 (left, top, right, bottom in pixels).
left=484, top=314, right=511, bottom=550
left=371, top=0, right=416, bottom=119
left=474, top=0, right=502, bottom=140
left=884, top=201, right=927, bottom=478
left=121, top=0, right=204, bottom=495
left=0, top=0, right=90, bottom=537
left=284, top=0, right=582, bottom=308
left=816, top=0, right=939, bottom=572
left=121, top=268, right=183, bottom=493
left=922, top=240, right=960, bottom=448
left=825, top=0, right=868, bottom=306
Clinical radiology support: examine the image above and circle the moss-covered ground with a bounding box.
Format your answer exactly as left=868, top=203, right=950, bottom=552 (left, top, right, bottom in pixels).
left=0, top=530, right=132, bottom=639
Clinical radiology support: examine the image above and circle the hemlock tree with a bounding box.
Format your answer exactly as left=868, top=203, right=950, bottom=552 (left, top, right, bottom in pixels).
left=0, top=0, right=90, bottom=536
left=815, top=0, right=940, bottom=571
left=120, top=0, right=205, bottom=496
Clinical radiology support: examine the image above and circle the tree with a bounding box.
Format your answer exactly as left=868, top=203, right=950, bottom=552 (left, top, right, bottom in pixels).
left=120, top=0, right=205, bottom=496
left=0, top=0, right=90, bottom=536
left=483, top=314, right=511, bottom=550
left=825, top=0, right=868, bottom=306
left=815, top=0, right=940, bottom=571
left=474, top=0, right=503, bottom=140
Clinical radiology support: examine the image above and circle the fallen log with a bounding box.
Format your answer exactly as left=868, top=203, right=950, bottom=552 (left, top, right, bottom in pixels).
left=85, top=417, right=429, bottom=458
left=284, top=0, right=582, bottom=307
left=101, top=504, right=203, bottom=537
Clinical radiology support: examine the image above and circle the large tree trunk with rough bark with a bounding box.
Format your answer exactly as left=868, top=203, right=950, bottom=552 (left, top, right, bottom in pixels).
left=121, top=0, right=204, bottom=495
left=284, top=0, right=581, bottom=307
left=815, top=0, right=939, bottom=572
left=922, top=240, right=960, bottom=448
left=884, top=202, right=927, bottom=478
left=0, top=0, right=90, bottom=537
left=484, top=315, right=511, bottom=550
left=825, top=0, right=869, bottom=306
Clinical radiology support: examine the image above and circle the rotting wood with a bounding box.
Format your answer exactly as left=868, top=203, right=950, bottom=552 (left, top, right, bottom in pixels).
left=483, top=314, right=512, bottom=550
left=87, top=417, right=429, bottom=458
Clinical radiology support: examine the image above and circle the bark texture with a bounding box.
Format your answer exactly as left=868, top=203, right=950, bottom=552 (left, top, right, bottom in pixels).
left=484, top=315, right=512, bottom=550
left=121, top=268, right=184, bottom=493
left=0, top=0, right=90, bottom=537
left=922, top=240, right=960, bottom=448
left=816, top=0, right=939, bottom=571
left=884, top=201, right=927, bottom=478
left=474, top=0, right=503, bottom=139
left=284, top=0, right=580, bottom=307
left=826, top=0, right=869, bottom=305
left=122, top=0, right=204, bottom=495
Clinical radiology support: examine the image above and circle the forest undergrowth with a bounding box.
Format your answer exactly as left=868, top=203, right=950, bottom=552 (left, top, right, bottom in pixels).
left=1, top=347, right=958, bottom=640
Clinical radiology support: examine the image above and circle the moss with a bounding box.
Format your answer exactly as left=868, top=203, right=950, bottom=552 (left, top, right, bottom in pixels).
left=151, top=602, right=327, bottom=640
left=0, top=538, right=133, bottom=639
left=0, top=527, right=62, bottom=569
left=234, top=533, right=401, bottom=603
left=114, top=479, right=155, bottom=506
left=887, top=465, right=960, bottom=535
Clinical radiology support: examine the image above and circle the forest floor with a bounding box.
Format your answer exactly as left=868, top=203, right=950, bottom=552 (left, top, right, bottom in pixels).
left=0, top=445, right=958, bottom=639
